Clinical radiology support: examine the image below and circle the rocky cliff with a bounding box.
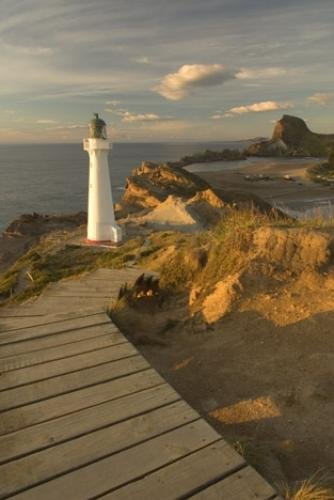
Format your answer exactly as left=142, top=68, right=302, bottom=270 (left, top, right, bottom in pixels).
left=245, top=115, right=334, bottom=157
left=116, top=161, right=286, bottom=222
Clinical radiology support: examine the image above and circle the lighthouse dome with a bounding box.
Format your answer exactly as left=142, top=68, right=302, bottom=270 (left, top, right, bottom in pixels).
left=89, top=113, right=107, bottom=139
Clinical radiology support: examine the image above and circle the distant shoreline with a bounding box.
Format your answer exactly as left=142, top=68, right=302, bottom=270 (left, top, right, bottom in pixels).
left=189, top=156, right=334, bottom=218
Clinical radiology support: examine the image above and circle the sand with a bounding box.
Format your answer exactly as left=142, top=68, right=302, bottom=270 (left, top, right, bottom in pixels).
left=186, top=158, right=334, bottom=218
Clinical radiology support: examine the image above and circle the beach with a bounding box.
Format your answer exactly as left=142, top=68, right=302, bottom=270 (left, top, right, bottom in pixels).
left=186, top=157, right=334, bottom=218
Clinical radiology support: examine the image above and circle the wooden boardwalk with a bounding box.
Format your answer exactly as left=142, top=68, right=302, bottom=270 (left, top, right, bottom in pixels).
left=0, top=268, right=282, bottom=499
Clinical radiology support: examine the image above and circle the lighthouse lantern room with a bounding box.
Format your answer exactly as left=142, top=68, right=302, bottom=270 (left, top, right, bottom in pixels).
left=83, top=114, right=122, bottom=244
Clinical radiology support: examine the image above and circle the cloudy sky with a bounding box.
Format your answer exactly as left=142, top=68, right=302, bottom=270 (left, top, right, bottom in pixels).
left=0, top=0, right=333, bottom=142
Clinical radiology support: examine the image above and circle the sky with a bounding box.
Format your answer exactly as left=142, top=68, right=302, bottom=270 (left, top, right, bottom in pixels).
left=0, top=0, right=333, bottom=143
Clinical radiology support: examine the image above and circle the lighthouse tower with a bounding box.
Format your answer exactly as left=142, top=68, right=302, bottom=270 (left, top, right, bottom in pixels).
left=83, top=114, right=122, bottom=244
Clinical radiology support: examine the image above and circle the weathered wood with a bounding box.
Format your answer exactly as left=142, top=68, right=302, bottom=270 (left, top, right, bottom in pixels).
left=0, top=310, right=104, bottom=333
left=0, top=369, right=163, bottom=435
left=104, top=440, right=245, bottom=500
left=0, top=355, right=148, bottom=411
left=0, top=308, right=44, bottom=318
left=47, top=283, right=127, bottom=291
left=12, top=420, right=220, bottom=499
left=0, top=384, right=179, bottom=464
left=0, top=401, right=199, bottom=497
left=191, top=466, right=278, bottom=499
left=24, top=297, right=112, bottom=313
left=0, top=323, right=120, bottom=359
left=82, top=268, right=145, bottom=278
left=45, top=292, right=116, bottom=298
left=0, top=268, right=277, bottom=499
left=0, top=334, right=126, bottom=372
left=0, top=342, right=137, bottom=391
left=0, top=313, right=110, bottom=345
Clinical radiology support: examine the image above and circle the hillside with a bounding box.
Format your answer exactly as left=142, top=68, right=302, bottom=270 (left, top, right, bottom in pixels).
left=245, top=115, right=334, bottom=157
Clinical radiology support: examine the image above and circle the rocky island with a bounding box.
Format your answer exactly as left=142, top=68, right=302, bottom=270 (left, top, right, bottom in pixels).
left=245, top=114, right=334, bottom=157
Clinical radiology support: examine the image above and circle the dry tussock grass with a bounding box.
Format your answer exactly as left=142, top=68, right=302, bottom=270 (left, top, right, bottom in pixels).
left=284, top=475, right=334, bottom=500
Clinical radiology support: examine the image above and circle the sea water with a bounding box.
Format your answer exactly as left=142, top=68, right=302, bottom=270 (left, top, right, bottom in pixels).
left=0, top=141, right=244, bottom=232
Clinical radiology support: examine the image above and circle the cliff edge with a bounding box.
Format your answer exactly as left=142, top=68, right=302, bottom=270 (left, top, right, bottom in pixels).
left=116, top=161, right=284, bottom=221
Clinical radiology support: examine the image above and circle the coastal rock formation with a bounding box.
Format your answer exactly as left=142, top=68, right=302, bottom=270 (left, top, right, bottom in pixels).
left=139, top=190, right=226, bottom=231
left=117, top=161, right=209, bottom=213
left=117, top=161, right=285, bottom=220
left=245, top=115, right=334, bottom=157
left=140, top=195, right=204, bottom=231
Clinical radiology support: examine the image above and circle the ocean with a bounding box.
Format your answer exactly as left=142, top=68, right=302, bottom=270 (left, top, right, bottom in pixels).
left=0, top=141, right=245, bottom=232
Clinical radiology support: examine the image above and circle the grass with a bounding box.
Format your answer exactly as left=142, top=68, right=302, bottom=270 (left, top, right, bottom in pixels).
left=139, top=206, right=334, bottom=296
left=230, top=437, right=268, bottom=469
left=2, top=206, right=334, bottom=305
left=0, top=236, right=145, bottom=305
left=284, top=475, right=334, bottom=500
left=307, top=161, right=334, bottom=185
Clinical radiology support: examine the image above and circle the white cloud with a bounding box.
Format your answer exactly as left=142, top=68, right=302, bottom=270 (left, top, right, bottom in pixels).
left=210, top=112, right=234, bottom=119
left=121, top=112, right=172, bottom=123
left=307, top=92, right=334, bottom=105
left=210, top=100, right=294, bottom=119
left=105, top=100, right=122, bottom=106
left=47, top=123, right=85, bottom=130
left=154, top=64, right=235, bottom=101
left=229, top=100, right=294, bottom=115
left=104, top=102, right=172, bottom=123
left=236, top=67, right=287, bottom=80
left=105, top=107, right=128, bottom=116
left=36, top=119, right=58, bottom=124
left=134, top=56, right=150, bottom=64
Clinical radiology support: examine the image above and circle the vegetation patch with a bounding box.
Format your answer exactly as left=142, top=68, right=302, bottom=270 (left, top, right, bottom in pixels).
left=284, top=475, right=334, bottom=500
left=307, top=149, right=334, bottom=185
left=175, top=148, right=246, bottom=166
left=0, top=236, right=144, bottom=305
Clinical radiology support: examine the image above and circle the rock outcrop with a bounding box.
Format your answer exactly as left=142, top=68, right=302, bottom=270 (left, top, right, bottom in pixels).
left=245, top=115, right=334, bottom=157
left=117, top=161, right=286, bottom=222
left=139, top=189, right=227, bottom=231
left=117, top=162, right=209, bottom=213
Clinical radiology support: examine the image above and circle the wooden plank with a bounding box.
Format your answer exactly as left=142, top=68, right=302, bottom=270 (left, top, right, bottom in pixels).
left=8, top=305, right=105, bottom=317
left=48, top=284, right=126, bottom=291
left=12, top=419, right=220, bottom=499
left=0, top=308, right=44, bottom=318
left=25, top=297, right=111, bottom=313
left=0, top=312, right=110, bottom=345
left=22, top=296, right=110, bottom=305
left=0, top=384, right=179, bottom=464
left=0, top=323, right=121, bottom=359
left=0, top=334, right=125, bottom=372
left=191, top=466, right=278, bottom=500
left=0, top=307, right=105, bottom=326
left=0, top=310, right=104, bottom=333
left=0, top=355, right=148, bottom=411
left=0, top=369, right=164, bottom=434
left=0, top=342, right=136, bottom=391
left=44, top=291, right=118, bottom=296
left=104, top=440, right=245, bottom=500
left=0, top=401, right=199, bottom=497
left=47, top=287, right=119, bottom=299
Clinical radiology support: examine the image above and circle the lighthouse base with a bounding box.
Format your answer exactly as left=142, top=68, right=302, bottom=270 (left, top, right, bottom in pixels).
left=87, top=223, right=123, bottom=245
left=85, top=238, right=121, bottom=248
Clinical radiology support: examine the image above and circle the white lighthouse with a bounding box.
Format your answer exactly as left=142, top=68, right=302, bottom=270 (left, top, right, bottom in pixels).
left=83, top=113, right=122, bottom=244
